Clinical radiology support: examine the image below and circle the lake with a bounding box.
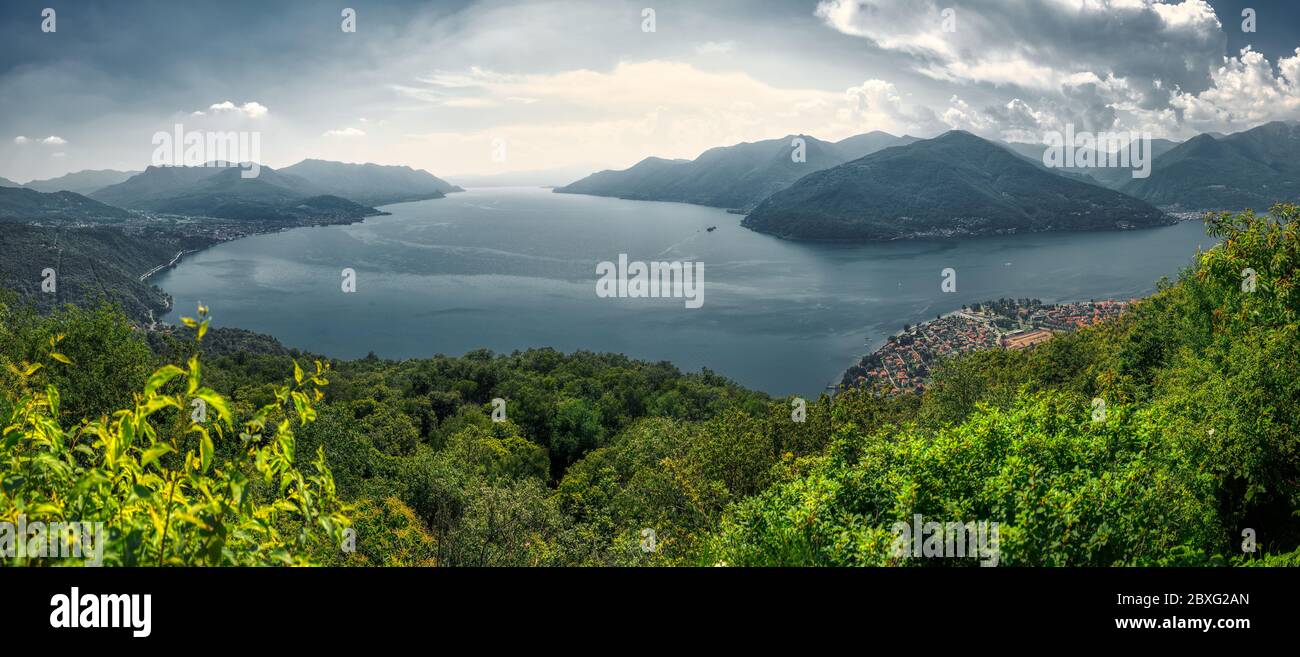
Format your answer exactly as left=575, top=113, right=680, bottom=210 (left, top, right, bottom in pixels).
left=157, top=187, right=1220, bottom=396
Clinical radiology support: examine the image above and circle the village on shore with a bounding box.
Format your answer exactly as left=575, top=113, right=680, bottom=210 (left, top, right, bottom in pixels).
left=839, top=298, right=1133, bottom=394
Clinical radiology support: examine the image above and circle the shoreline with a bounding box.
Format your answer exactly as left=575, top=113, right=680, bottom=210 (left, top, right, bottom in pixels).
left=131, top=191, right=1205, bottom=398
left=827, top=308, right=961, bottom=390
left=134, top=205, right=404, bottom=327
left=832, top=298, right=1137, bottom=395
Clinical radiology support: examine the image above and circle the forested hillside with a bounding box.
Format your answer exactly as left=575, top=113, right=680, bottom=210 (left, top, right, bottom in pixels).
left=0, top=224, right=216, bottom=323
left=1123, top=122, right=1300, bottom=211
left=554, top=131, right=916, bottom=211
left=2, top=206, right=1297, bottom=566
left=743, top=131, right=1174, bottom=241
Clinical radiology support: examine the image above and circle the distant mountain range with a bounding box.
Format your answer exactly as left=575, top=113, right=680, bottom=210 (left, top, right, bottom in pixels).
left=551, top=122, right=1298, bottom=241
left=0, top=186, right=133, bottom=223
left=554, top=131, right=919, bottom=211
left=0, top=158, right=467, bottom=225
left=87, top=163, right=387, bottom=222
left=1122, top=121, right=1300, bottom=211
left=280, top=159, right=461, bottom=206
left=742, top=131, right=1173, bottom=241
left=23, top=169, right=140, bottom=195
left=999, top=139, right=1181, bottom=189
left=4, top=121, right=1295, bottom=239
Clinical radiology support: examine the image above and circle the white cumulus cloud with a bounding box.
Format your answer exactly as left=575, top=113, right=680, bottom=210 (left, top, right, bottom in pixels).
left=323, top=127, right=366, bottom=138
left=695, top=41, right=737, bottom=55
left=814, top=0, right=1270, bottom=138
left=197, top=100, right=269, bottom=119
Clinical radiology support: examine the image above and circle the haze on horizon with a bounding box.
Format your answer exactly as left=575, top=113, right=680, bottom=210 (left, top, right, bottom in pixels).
left=2, top=0, right=1298, bottom=183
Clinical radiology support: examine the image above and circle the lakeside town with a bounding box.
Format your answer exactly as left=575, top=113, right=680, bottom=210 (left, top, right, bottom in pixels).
left=839, top=298, right=1133, bottom=394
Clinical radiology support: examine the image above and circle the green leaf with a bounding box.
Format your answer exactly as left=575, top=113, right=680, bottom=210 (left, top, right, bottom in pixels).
left=30, top=503, right=64, bottom=519
left=50, top=352, right=73, bottom=365
left=187, top=355, right=201, bottom=395
left=142, top=443, right=176, bottom=470
left=45, top=384, right=60, bottom=417
left=200, top=433, right=214, bottom=473
left=192, top=388, right=233, bottom=427
left=138, top=395, right=181, bottom=417
left=144, top=365, right=186, bottom=396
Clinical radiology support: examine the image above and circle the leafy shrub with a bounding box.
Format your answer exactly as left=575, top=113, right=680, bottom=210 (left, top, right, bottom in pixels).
left=0, top=306, right=350, bottom=565
left=326, top=496, right=435, bottom=567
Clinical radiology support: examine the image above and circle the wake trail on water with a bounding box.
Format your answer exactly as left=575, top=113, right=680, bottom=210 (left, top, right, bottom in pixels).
left=657, top=231, right=705, bottom=258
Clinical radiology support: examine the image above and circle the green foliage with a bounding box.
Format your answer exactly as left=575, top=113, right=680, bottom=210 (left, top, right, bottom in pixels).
left=324, top=496, right=436, bottom=567
left=5, top=205, right=1298, bottom=567
left=0, top=301, right=153, bottom=422
left=0, top=304, right=350, bottom=565
left=743, top=131, right=1171, bottom=240
left=553, top=391, right=918, bottom=565
left=711, top=205, right=1300, bottom=566
left=710, top=393, right=1221, bottom=566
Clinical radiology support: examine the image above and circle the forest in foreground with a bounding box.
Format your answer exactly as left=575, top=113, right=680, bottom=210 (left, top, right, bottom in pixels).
left=2, top=206, right=1298, bottom=567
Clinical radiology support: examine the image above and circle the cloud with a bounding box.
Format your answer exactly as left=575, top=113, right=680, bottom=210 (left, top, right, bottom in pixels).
left=842, top=79, right=945, bottom=135
left=816, top=0, right=1223, bottom=91
left=398, top=61, right=848, bottom=121
left=195, top=100, right=269, bottom=119
left=815, top=0, right=1256, bottom=138
left=817, top=0, right=1300, bottom=140
left=1170, top=47, right=1300, bottom=133
left=322, top=127, right=366, bottom=138
left=395, top=61, right=950, bottom=173
left=941, top=95, right=995, bottom=134
left=695, top=40, right=737, bottom=55
left=14, top=135, right=66, bottom=146
left=442, top=97, right=502, bottom=108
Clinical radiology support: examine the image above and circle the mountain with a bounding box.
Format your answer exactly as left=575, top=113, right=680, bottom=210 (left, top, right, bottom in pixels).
left=90, top=164, right=254, bottom=209
left=1122, top=121, right=1300, bottom=211
left=742, top=131, right=1173, bottom=241
left=23, top=169, right=140, bottom=195
left=0, top=177, right=23, bottom=188
left=0, top=186, right=133, bottom=223
left=137, top=166, right=325, bottom=211
left=279, top=159, right=462, bottom=206
left=554, top=131, right=917, bottom=210
left=834, top=131, right=920, bottom=160
left=1000, top=138, right=1180, bottom=189
left=0, top=223, right=218, bottom=323
left=89, top=164, right=380, bottom=221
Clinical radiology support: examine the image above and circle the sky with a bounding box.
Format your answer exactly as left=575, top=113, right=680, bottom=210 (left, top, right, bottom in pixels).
left=1, top=0, right=1297, bottom=182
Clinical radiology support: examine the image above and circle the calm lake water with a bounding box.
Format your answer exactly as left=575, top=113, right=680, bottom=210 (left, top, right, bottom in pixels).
left=158, top=187, right=1219, bottom=396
